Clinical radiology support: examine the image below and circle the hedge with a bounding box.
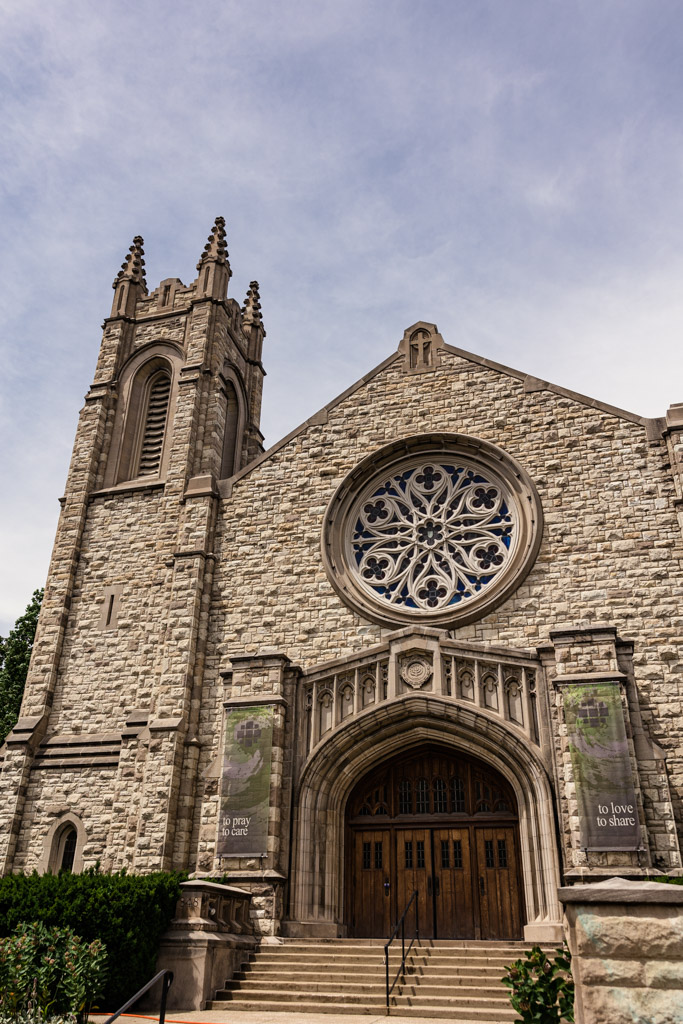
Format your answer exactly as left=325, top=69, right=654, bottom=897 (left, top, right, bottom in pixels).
left=0, top=869, right=185, bottom=1010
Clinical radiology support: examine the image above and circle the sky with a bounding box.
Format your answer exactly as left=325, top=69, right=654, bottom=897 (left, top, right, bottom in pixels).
left=1, top=0, right=683, bottom=634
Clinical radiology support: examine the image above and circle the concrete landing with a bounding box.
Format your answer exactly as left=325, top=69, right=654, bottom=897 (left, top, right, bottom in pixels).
left=91, top=1013, right=507, bottom=1024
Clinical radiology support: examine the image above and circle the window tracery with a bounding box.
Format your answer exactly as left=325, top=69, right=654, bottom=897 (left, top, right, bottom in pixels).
left=350, top=461, right=515, bottom=613
left=323, top=434, right=543, bottom=629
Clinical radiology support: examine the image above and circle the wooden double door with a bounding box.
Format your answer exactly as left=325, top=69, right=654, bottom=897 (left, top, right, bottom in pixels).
left=346, top=750, right=523, bottom=940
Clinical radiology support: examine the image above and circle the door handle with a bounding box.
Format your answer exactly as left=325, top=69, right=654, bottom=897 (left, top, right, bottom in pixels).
left=427, top=876, right=432, bottom=895
left=384, top=878, right=390, bottom=897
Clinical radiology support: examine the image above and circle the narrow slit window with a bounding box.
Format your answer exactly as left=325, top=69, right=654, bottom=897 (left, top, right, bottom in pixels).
left=100, top=586, right=121, bottom=631
left=440, top=840, right=450, bottom=868
left=398, top=779, right=412, bottom=815
left=362, top=842, right=371, bottom=869
left=60, top=828, right=77, bottom=872
left=485, top=839, right=495, bottom=868
left=497, top=839, right=508, bottom=868
left=453, top=839, right=463, bottom=869
left=452, top=776, right=465, bottom=812
left=416, top=840, right=425, bottom=869
left=416, top=778, right=429, bottom=814
left=404, top=841, right=413, bottom=868
left=137, top=372, right=171, bottom=477
left=374, top=842, right=383, bottom=869
left=433, top=777, right=447, bottom=813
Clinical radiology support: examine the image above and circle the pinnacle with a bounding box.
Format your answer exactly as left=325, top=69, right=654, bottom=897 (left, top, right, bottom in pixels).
left=241, top=280, right=263, bottom=327
left=112, top=236, right=147, bottom=292
left=196, top=215, right=230, bottom=270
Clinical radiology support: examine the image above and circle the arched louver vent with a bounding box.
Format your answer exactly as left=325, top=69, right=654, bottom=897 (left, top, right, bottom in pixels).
left=137, top=372, right=171, bottom=476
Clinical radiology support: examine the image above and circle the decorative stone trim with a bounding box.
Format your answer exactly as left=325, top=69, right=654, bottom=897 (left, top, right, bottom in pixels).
left=301, top=629, right=542, bottom=756
left=33, top=732, right=121, bottom=769
left=322, top=433, right=543, bottom=629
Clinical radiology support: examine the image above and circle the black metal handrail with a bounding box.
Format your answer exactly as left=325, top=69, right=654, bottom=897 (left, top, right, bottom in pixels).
left=384, top=890, right=419, bottom=1013
left=102, top=969, right=174, bottom=1024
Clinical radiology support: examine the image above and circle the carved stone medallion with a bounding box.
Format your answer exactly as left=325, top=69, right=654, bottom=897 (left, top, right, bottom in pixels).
left=399, top=652, right=433, bottom=689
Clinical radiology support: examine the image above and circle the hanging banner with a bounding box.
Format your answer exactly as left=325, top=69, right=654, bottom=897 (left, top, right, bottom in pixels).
left=218, top=705, right=274, bottom=857
left=563, top=683, right=640, bottom=851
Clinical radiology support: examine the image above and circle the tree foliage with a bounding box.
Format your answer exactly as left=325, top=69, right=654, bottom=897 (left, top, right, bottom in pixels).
left=0, top=869, right=184, bottom=1010
left=0, top=589, right=43, bottom=745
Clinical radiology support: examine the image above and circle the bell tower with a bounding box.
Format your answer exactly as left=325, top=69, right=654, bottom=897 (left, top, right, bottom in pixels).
left=0, top=218, right=268, bottom=874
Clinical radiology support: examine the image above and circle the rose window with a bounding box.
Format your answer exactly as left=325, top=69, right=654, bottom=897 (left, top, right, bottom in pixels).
left=351, top=462, right=515, bottom=613
left=322, top=434, right=543, bottom=628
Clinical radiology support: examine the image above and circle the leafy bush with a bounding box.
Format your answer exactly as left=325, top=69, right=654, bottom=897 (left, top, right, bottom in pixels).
left=0, top=589, right=43, bottom=746
left=0, top=870, right=184, bottom=1011
left=650, top=875, right=683, bottom=885
left=502, top=944, right=574, bottom=1023
left=0, top=921, right=106, bottom=1023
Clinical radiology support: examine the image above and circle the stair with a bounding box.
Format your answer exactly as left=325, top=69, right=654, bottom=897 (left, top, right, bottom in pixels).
left=209, top=937, right=546, bottom=1020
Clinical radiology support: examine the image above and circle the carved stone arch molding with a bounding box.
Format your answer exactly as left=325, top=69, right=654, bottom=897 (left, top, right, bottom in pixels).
left=322, top=433, right=543, bottom=629
left=219, top=363, right=249, bottom=479
left=288, top=697, right=562, bottom=942
left=38, top=811, right=86, bottom=874
left=103, top=340, right=184, bottom=488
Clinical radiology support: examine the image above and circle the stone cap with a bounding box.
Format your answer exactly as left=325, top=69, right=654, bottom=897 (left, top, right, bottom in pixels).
left=181, top=880, right=251, bottom=897
left=559, top=876, right=683, bottom=904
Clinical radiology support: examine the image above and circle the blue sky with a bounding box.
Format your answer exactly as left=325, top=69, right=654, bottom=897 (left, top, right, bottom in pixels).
left=2, top=0, right=683, bottom=632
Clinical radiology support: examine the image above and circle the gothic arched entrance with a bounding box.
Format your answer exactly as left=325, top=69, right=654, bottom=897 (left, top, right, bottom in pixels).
left=345, top=747, right=523, bottom=939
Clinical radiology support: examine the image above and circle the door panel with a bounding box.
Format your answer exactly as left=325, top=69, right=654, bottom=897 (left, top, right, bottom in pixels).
left=346, top=748, right=524, bottom=940
left=475, top=826, right=521, bottom=939
left=352, top=830, right=392, bottom=937
left=433, top=827, right=474, bottom=938
left=395, top=828, right=432, bottom=937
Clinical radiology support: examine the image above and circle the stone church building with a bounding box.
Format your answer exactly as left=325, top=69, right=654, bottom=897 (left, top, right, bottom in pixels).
left=2, top=217, right=683, bottom=949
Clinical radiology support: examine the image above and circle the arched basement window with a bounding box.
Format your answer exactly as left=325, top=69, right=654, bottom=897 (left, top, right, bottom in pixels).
left=60, top=827, right=77, bottom=872
left=136, top=370, right=171, bottom=477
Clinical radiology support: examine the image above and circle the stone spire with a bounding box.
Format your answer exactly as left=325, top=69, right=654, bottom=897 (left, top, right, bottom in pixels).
left=241, top=280, right=266, bottom=362
left=195, top=216, right=232, bottom=300
left=241, top=281, right=262, bottom=328
left=111, top=236, right=148, bottom=317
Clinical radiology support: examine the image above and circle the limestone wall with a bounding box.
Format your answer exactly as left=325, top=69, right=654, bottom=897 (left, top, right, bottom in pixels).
left=200, top=347, right=683, bottom=872
left=560, top=877, right=683, bottom=1024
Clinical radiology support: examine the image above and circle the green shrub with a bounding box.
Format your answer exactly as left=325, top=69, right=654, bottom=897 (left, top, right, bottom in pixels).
left=0, top=870, right=184, bottom=1011
left=649, top=875, right=683, bottom=885
left=502, top=944, right=574, bottom=1023
left=0, top=921, right=107, bottom=1023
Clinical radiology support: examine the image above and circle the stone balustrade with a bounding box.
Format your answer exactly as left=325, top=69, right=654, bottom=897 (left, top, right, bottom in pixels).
left=301, top=629, right=541, bottom=755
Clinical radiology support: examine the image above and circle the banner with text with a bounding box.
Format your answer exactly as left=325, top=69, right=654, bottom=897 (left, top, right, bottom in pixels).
left=564, top=682, right=640, bottom=851
left=218, top=705, right=274, bottom=857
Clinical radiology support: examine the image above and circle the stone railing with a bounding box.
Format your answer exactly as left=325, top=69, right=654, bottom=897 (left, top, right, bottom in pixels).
left=155, top=880, right=257, bottom=1010
left=301, top=628, right=541, bottom=754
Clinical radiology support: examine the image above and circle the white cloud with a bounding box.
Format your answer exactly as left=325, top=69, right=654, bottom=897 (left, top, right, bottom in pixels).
left=1, top=0, right=683, bottom=631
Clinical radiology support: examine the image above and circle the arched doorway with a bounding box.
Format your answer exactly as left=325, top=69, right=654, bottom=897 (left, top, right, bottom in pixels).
left=345, top=747, right=523, bottom=939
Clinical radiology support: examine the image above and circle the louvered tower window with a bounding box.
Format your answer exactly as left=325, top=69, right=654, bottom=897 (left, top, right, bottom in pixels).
left=137, top=371, right=171, bottom=476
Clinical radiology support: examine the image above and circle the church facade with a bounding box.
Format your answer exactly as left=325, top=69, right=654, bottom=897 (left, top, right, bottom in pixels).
left=2, top=217, right=683, bottom=945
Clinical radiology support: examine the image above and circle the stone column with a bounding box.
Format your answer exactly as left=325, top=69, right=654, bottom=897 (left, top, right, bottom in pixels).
left=546, top=625, right=651, bottom=878
left=560, top=877, right=683, bottom=1024
left=199, top=652, right=299, bottom=936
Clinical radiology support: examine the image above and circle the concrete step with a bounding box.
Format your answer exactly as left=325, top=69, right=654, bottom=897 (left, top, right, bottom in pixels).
left=213, top=937, right=533, bottom=1020
left=215, top=990, right=387, bottom=1005
left=207, top=998, right=517, bottom=1021
left=224, top=978, right=507, bottom=995
left=238, top=964, right=505, bottom=979
left=245, top=946, right=524, bottom=962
